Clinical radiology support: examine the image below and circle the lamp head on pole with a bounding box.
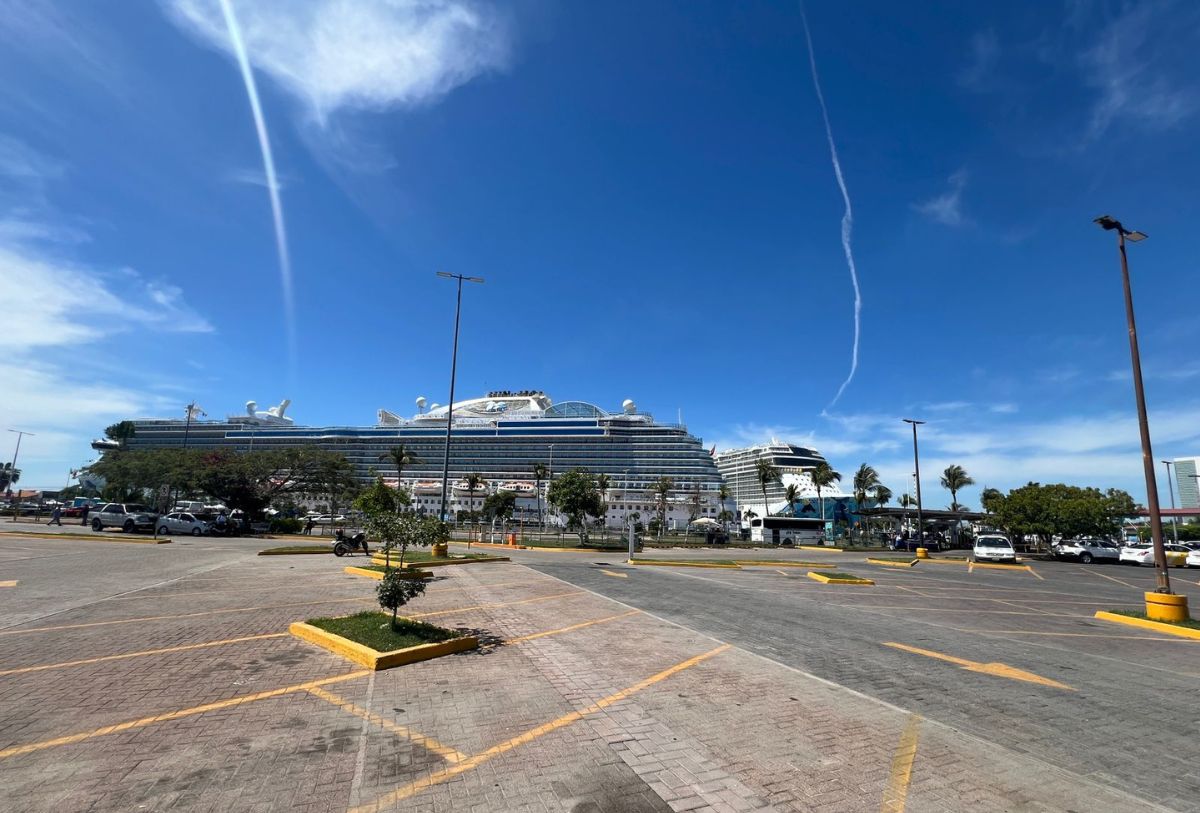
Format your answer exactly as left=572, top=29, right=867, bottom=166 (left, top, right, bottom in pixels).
left=902, top=418, right=925, bottom=427
left=1094, top=215, right=1147, bottom=241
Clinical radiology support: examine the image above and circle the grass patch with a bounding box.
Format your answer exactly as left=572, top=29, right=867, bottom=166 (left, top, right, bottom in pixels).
left=308, top=610, right=461, bottom=652
left=811, top=571, right=864, bottom=581
left=1111, top=610, right=1200, bottom=630
left=258, top=545, right=333, bottom=555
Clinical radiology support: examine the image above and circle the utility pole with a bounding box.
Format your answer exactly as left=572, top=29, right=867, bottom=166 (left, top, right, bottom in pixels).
left=903, top=420, right=924, bottom=545
left=437, top=272, right=484, bottom=525
left=7, top=429, right=34, bottom=522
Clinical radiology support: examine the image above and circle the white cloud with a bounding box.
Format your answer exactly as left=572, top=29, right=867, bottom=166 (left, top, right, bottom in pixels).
left=957, top=29, right=999, bottom=90
left=913, top=169, right=968, bottom=227
left=164, top=0, right=511, bottom=121
left=1081, top=4, right=1198, bottom=140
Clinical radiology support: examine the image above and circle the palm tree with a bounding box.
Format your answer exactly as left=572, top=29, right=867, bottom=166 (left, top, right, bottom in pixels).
left=717, top=484, right=730, bottom=524
left=872, top=484, right=893, bottom=544
left=852, top=464, right=881, bottom=544
left=533, top=462, right=548, bottom=530
left=465, top=472, right=485, bottom=543
left=650, top=476, right=673, bottom=536
left=980, top=487, right=1004, bottom=514
left=379, top=445, right=421, bottom=512
left=811, top=462, right=841, bottom=541
left=940, top=465, right=975, bottom=547
left=940, top=465, right=975, bottom=509
left=754, top=459, right=781, bottom=517
left=783, top=483, right=801, bottom=516
left=596, top=474, right=611, bottom=536
left=0, top=463, right=19, bottom=495
left=897, top=492, right=915, bottom=539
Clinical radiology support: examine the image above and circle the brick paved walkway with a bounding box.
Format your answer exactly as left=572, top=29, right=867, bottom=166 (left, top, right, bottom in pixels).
left=0, top=539, right=1177, bottom=811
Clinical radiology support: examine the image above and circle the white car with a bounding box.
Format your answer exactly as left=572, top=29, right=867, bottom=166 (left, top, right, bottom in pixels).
left=1053, top=538, right=1119, bottom=564
left=1187, top=548, right=1200, bottom=568
left=157, top=512, right=210, bottom=536
left=1120, top=543, right=1190, bottom=567
left=973, top=535, right=1017, bottom=563
left=306, top=514, right=346, bottom=525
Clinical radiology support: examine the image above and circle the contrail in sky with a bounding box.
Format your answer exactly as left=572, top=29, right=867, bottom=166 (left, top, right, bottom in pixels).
left=218, top=0, right=296, bottom=376
left=800, top=3, right=861, bottom=409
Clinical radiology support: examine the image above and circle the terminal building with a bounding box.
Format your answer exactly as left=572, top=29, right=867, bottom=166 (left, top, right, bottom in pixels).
left=94, top=393, right=725, bottom=527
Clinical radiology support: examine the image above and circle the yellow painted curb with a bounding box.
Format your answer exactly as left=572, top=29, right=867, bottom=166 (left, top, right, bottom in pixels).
left=734, top=560, right=847, bottom=568
left=289, top=621, right=478, bottom=670
left=807, top=571, right=875, bottom=585
left=866, top=558, right=919, bottom=568
left=345, top=566, right=432, bottom=581
left=799, top=545, right=843, bottom=552
left=1094, top=610, right=1200, bottom=640
left=257, top=548, right=333, bottom=556
left=451, top=540, right=529, bottom=550
left=970, top=561, right=1035, bottom=573
left=918, top=558, right=969, bottom=566
left=628, top=560, right=741, bottom=569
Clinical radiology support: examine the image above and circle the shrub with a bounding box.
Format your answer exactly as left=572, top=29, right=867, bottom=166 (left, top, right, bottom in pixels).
left=269, top=517, right=303, bottom=534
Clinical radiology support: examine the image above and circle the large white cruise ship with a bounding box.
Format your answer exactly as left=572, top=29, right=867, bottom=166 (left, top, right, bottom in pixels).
left=99, top=391, right=724, bottom=527
left=714, top=441, right=851, bottom=521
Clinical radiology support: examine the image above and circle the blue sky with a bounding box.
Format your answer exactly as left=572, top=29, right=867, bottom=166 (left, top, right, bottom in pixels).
left=2, top=1, right=1199, bottom=510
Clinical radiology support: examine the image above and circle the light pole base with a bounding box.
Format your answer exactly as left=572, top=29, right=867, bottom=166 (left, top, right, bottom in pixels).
left=915, top=547, right=929, bottom=560
left=1145, top=591, right=1189, bottom=622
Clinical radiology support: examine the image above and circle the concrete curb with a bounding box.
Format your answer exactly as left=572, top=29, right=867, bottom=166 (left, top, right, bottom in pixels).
left=628, top=559, right=742, bottom=570
left=0, top=530, right=172, bottom=544
left=344, top=566, right=433, bottom=581
left=806, top=571, right=875, bottom=585
left=866, top=558, right=919, bottom=568
left=734, top=560, right=850, bottom=568
left=1093, top=610, right=1200, bottom=640
left=289, top=620, right=478, bottom=670
left=257, top=548, right=333, bottom=556
left=799, top=545, right=843, bottom=552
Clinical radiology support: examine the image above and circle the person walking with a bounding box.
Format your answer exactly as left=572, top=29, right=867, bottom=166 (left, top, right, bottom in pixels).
left=303, top=517, right=315, bottom=536
left=49, top=505, right=62, bottom=526
left=80, top=504, right=91, bottom=526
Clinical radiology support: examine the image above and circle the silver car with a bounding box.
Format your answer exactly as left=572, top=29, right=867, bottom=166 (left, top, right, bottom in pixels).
left=1053, top=538, right=1119, bottom=564
left=157, top=512, right=209, bottom=536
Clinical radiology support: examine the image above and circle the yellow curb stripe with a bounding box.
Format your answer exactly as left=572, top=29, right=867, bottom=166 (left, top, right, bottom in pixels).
left=599, top=569, right=628, bottom=578
left=0, top=632, right=289, bottom=676
left=347, top=644, right=732, bottom=813
left=1094, top=610, right=1200, bottom=640
left=0, top=597, right=375, bottom=637
left=0, top=580, right=17, bottom=587
left=0, top=670, right=369, bottom=760
left=304, top=686, right=469, bottom=764
left=503, top=611, right=641, bottom=645
left=880, top=714, right=921, bottom=813
left=883, top=642, right=1074, bottom=690
left=953, top=627, right=1200, bottom=641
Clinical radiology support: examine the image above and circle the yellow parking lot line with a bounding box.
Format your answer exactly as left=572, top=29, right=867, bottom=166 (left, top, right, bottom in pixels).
left=304, top=686, right=469, bottom=764
left=0, top=670, right=369, bottom=760
left=0, top=597, right=374, bottom=637
left=880, top=714, right=921, bottom=813
left=0, top=580, right=17, bottom=587
left=600, top=569, right=628, bottom=578
left=503, top=610, right=641, bottom=645
left=347, top=644, right=732, bottom=813
left=883, top=642, right=1074, bottom=690
left=0, top=632, right=289, bottom=676
left=1076, top=568, right=1140, bottom=589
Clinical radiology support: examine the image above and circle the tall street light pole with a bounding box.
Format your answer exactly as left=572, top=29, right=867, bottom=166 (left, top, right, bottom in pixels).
left=902, top=420, right=924, bottom=544
left=437, top=271, right=484, bottom=524
left=1161, top=460, right=1179, bottom=544
left=1094, top=215, right=1170, bottom=595
left=7, top=429, right=34, bottom=522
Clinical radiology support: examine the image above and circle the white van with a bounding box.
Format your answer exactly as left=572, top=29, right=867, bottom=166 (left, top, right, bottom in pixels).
left=973, top=534, right=1017, bottom=563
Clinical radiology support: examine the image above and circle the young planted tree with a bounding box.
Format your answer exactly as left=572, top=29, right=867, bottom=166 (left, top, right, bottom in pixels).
left=376, top=570, right=427, bottom=631
left=811, top=462, right=841, bottom=541
left=754, top=459, right=781, bottom=517
left=649, top=476, right=674, bottom=537
left=366, top=511, right=449, bottom=571
left=464, top=472, right=485, bottom=543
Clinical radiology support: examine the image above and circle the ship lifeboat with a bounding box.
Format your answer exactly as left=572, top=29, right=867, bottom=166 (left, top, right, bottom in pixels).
left=452, top=480, right=489, bottom=495
left=412, top=481, right=442, bottom=495
left=499, top=481, right=537, bottom=497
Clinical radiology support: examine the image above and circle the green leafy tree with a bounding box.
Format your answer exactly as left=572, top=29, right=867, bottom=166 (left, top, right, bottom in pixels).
left=811, top=463, right=841, bottom=539
left=482, top=490, right=517, bottom=523
left=355, top=477, right=400, bottom=517
left=533, top=462, right=548, bottom=529
left=379, top=446, right=421, bottom=512
left=548, top=468, right=603, bottom=544
left=366, top=511, right=448, bottom=571
left=376, top=570, right=427, bottom=630
left=649, top=476, right=674, bottom=536
left=852, top=464, right=881, bottom=543
left=872, top=484, right=892, bottom=542
left=989, top=483, right=1136, bottom=549
left=754, top=459, right=781, bottom=517
left=0, top=463, right=20, bottom=495
left=718, top=484, right=730, bottom=520
left=979, top=487, right=1004, bottom=514
left=104, top=421, right=137, bottom=449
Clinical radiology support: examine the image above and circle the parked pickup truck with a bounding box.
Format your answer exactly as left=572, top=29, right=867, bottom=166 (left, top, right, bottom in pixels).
left=91, top=503, right=158, bottom=533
